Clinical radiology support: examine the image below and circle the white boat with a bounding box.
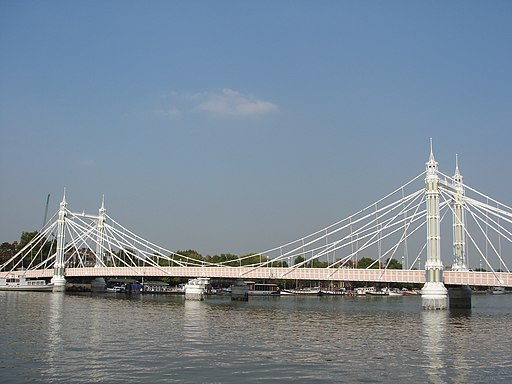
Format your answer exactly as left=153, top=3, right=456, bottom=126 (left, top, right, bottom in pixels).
left=321, top=288, right=346, bottom=295
left=355, top=286, right=376, bottom=295
left=367, top=287, right=403, bottom=296
left=281, top=287, right=321, bottom=295
left=384, top=287, right=403, bottom=296
left=492, top=286, right=506, bottom=295
left=0, top=274, right=53, bottom=292
left=184, top=277, right=211, bottom=300
left=367, top=289, right=388, bottom=296
left=245, top=282, right=280, bottom=296
left=106, top=285, right=126, bottom=293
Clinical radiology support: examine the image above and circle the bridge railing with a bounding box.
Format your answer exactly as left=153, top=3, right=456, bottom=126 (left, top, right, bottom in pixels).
left=4, top=267, right=510, bottom=287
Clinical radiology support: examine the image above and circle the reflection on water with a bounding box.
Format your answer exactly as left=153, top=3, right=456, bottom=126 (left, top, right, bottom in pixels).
left=1, top=293, right=512, bottom=383
left=449, top=310, right=472, bottom=384
left=421, top=310, right=447, bottom=384
left=45, top=292, right=64, bottom=378
left=183, top=299, right=209, bottom=357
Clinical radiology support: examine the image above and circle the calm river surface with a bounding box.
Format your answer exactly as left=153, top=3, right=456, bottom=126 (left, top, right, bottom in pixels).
left=1, top=291, right=511, bottom=383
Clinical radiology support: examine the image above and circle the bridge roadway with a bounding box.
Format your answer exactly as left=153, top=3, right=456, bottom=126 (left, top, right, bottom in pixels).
left=6, top=267, right=512, bottom=287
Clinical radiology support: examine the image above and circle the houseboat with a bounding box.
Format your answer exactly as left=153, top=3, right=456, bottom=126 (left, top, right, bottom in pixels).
left=0, top=274, right=53, bottom=292
left=245, top=282, right=280, bottom=296
left=184, top=277, right=212, bottom=300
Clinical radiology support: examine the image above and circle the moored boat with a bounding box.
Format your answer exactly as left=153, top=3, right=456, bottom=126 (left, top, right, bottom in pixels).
left=367, top=289, right=388, bottom=296
left=384, top=287, right=403, bottom=296
left=106, top=285, right=126, bottom=293
left=281, top=287, right=321, bottom=295
left=402, top=289, right=420, bottom=295
left=321, top=288, right=346, bottom=295
left=367, top=287, right=403, bottom=296
left=492, top=286, right=506, bottom=295
left=0, top=274, right=53, bottom=292
left=184, top=277, right=211, bottom=300
left=245, top=282, right=280, bottom=296
left=355, top=286, right=376, bottom=295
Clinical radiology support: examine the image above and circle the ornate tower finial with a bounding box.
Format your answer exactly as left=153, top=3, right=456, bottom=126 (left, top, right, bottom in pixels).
left=454, top=154, right=462, bottom=180
left=61, top=187, right=67, bottom=206
left=426, top=138, right=438, bottom=174
left=100, top=194, right=106, bottom=212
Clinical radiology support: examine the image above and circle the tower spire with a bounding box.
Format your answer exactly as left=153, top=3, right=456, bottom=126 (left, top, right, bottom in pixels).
left=100, top=194, right=106, bottom=213
left=454, top=154, right=462, bottom=181
left=61, top=187, right=67, bottom=206
left=427, top=138, right=438, bottom=169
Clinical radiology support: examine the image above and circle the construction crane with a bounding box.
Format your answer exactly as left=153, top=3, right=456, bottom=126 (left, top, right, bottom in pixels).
left=42, top=194, right=50, bottom=228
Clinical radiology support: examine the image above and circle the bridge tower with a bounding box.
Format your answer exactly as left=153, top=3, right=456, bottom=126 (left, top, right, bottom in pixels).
left=91, top=197, right=107, bottom=292
left=448, top=155, right=472, bottom=308
left=50, top=191, right=67, bottom=292
left=452, top=155, right=467, bottom=271
left=421, top=141, right=448, bottom=309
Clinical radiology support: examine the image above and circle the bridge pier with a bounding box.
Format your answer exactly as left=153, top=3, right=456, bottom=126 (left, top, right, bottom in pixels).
left=91, top=277, right=106, bottom=292
left=230, top=281, right=249, bottom=301
left=51, top=275, right=66, bottom=292
left=448, top=285, right=472, bottom=309
left=421, top=281, right=448, bottom=310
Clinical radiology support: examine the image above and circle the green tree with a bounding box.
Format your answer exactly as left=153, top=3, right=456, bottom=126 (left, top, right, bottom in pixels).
left=0, top=241, right=16, bottom=265
left=177, top=249, right=203, bottom=261
left=294, top=255, right=305, bottom=265
left=240, top=253, right=268, bottom=266
left=16, top=231, right=39, bottom=252
left=357, top=257, right=379, bottom=269
left=210, top=253, right=239, bottom=266
left=385, top=258, right=403, bottom=269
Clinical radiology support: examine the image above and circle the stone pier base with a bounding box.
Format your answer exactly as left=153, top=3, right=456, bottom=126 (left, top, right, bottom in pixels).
left=448, top=285, right=472, bottom=309
left=51, top=275, right=66, bottom=292
left=231, top=282, right=249, bottom=301
left=421, top=282, right=448, bottom=310
left=91, top=277, right=106, bottom=292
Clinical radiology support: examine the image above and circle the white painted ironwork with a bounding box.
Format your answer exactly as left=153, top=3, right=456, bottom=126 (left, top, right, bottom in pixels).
left=2, top=143, right=512, bottom=293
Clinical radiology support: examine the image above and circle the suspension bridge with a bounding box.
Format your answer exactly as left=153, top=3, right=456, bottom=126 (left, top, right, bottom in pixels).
left=2, top=143, right=512, bottom=309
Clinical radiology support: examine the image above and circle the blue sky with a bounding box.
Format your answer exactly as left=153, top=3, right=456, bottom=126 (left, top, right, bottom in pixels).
left=1, top=1, right=511, bottom=256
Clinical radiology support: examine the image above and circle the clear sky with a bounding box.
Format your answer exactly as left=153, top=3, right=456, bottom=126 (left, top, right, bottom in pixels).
left=1, top=1, right=511, bottom=256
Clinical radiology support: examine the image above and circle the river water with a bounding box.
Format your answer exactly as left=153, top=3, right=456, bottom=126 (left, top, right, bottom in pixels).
left=1, top=291, right=511, bottom=383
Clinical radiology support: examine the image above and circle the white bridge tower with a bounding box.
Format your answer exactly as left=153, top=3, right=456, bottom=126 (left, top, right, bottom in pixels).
left=50, top=191, right=67, bottom=291
left=452, top=155, right=467, bottom=271
left=421, top=141, right=448, bottom=309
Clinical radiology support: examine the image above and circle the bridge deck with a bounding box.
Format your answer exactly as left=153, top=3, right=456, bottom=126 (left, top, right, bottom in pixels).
left=4, top=267, right=512, bottom=287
